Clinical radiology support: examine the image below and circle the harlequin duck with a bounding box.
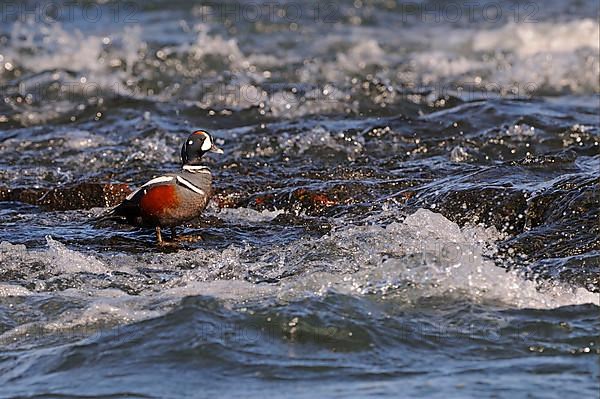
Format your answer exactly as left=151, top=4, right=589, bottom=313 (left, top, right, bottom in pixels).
left=100, top=130, right=223, bottom=244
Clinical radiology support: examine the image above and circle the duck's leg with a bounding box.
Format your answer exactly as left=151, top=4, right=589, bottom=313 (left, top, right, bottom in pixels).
left=155, top=226, right=163, bottom=244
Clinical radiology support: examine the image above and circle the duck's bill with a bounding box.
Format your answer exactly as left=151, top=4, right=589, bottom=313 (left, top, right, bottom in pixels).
left=210, top=144, right=224, bottom=154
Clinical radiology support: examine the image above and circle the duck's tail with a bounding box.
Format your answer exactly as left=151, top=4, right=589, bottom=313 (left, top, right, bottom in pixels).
left=91, top=203, right=127, bottom=225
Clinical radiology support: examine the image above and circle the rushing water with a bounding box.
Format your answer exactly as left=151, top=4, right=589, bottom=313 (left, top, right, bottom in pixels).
left=0, top=0, right=599, bottom=397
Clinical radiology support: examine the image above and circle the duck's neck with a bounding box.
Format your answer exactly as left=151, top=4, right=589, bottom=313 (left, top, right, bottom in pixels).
left=182, top=164, right=211, bottom=173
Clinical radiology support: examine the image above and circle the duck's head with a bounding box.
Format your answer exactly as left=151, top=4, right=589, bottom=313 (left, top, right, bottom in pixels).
left=181, top=130, right=223, bottom=165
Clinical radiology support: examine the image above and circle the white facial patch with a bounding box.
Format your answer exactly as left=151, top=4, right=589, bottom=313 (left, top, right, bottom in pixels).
left=201, top=135, right=212, bottom=151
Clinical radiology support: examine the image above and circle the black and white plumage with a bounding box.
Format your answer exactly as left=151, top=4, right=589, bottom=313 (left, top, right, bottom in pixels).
left=100, top=130, right=223, bottom=244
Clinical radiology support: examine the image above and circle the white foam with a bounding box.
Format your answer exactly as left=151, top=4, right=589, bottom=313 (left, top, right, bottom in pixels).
left=0, top=283, right=31, bottom=297
left=335, top=39, right=387, bottom=72
left=0, top=208, right=597, bottom=345
left=160, top=280, right=274, bottom=302
left=274, top=126, right=364, bottom=160
left=2, top=209, right=598, bottom=312
left=45, top=236, right=107, bottom=274
left=2, top=18, right=142, bottom=101
left=278, top=209, right=600, bottom=309
left=2, top=17, right=597, bottom=120
left=303, top=19, right=600, bottom=96
left=473, top=19, right=599, bottom=56
left=214, top=207, right=284, bottom=223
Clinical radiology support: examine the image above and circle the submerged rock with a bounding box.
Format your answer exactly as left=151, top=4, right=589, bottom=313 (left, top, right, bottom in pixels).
left=0, top=183, right=131, bottom=211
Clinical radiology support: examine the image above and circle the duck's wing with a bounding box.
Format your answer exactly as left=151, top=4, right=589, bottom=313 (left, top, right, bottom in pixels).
left=92, top=176, right=176, bottom=224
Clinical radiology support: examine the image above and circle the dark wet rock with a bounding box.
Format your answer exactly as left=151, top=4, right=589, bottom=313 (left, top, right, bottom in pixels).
left=511, top=150, right=578, bottom=166
left=271, top=213, right=332, bottom=234
left=0, top=268, right=26, bottom=282
left=524, top=176, right=599, bottom=228
left=410, top=186, right=529, bottom=234
left=242, top=184, right=368, bottom=216
left=0, top=183, right=131, bottom=211
left=211, top=188, right=247, bottom=209
left=475, top=178, right=597, bottom=290
left=529, top=253, right=600, bottom=293
left=213, top=185, right=346, bottom=215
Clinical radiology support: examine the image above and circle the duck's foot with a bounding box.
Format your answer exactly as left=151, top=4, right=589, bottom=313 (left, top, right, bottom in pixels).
left=156, top=226, right=179, bottom=248
left=172, top=234, right=204, bottom=243
left=170, top=227, right=203, bottom=243
left=157, top=240, right=181, bottom=249
left=152, top=230, right=177, bottom=250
